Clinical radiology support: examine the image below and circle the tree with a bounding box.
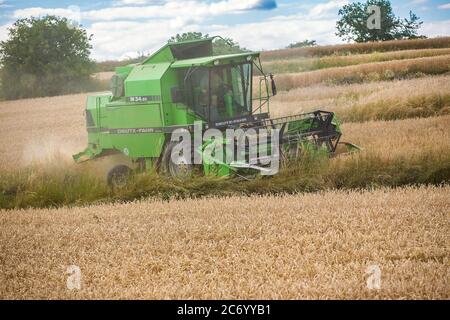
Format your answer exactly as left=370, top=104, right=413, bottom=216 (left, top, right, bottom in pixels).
left=286, top=40, right=317, bottom=49
left=336, top=0, right=424, bottom=42
left=168, top=32, right=206, bottom=43
left=401, top=11, right=426, bottom=40
left=0, top=15, right=94, bottom=99
left=168, top=32, right=248, bottom=55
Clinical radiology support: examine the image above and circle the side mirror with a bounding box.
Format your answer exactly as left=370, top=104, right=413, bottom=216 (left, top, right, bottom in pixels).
left=110, top=74, right=125, bottom=98
left=269, top=73, right=277, bottom=96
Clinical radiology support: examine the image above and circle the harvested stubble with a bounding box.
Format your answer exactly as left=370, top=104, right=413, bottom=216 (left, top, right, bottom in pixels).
left=0, top=186, right=448, bottom=299
left=267, top=55, right=450, bottom=91
left=261, top=36, right=450, bottom=60
left=0, top=93, right=88, bottom=172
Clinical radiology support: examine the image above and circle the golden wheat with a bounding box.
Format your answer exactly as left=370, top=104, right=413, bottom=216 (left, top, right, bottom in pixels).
left=270, top=74, right=450, bottom=119
left=0, top=185, right=448, bottom=299
left=261, top=48, right=450, bottom=74
left=268, top=55, right=450, bottom=91
left=342, top=116, right=450, bottom=160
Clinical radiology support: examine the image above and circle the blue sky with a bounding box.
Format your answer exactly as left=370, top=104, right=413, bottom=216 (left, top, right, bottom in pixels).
left=1, top=0, right=449, bottom=61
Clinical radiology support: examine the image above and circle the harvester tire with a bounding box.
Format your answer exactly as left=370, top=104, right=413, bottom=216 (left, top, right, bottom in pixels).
left=107, top=165, right=131, bottom=189
left=161, top=141, right=193, bottom=178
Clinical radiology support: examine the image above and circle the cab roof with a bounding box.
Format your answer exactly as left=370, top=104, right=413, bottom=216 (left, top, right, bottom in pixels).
left=142, top=38, right=215, bottom=64
left=141, top=37, right=260, bottom=67
left=170, top=52, right=260, bottom=68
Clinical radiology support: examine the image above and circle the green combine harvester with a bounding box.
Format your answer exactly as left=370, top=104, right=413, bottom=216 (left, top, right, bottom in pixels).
left=74, top=37, right=360, bottom=187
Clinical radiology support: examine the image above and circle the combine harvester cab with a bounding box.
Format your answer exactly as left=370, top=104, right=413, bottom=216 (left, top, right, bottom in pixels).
left=74, top=37, right=360, bottom=186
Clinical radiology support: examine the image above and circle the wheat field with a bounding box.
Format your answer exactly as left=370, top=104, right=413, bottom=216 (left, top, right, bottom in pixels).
left=0, top=186, right=448, bottom=299
left=270, top=74, right=450, bottom=119
left=1, top=39, right=449, bottom=299
left=261, top=36, right=450, bottom=60
left=267, top=54, right=450, bottom=91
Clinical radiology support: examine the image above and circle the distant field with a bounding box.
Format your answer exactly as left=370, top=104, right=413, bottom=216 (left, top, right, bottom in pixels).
left=260, top=48, right=450, bottom=74
left=92, top=72, right=115, bottom=81
left=268, top=54, right=450, bottom=91
left=261, top=36, right=450, bottom=60
left=93, top=37, right=450, bottom=72
left=270, top=74, right=450, bottom=120
left=0, top=93, right=87, bottom=172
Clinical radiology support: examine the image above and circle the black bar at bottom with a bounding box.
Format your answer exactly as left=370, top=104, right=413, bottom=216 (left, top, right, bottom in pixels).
left=0, top=300, right=444, bottom=319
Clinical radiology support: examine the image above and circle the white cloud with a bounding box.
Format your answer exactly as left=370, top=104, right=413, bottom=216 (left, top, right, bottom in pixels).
left=211, top=14, right=340, bottom=52
left=417, top=6, right=431, bottom=12
left=13, top=1, right=275, bottom=22
left=115, top=0, right=158, bottom=5
left=308, top=0, right=348, bottom=18
left=0, top=22, right=12, bottom=42
left=421, top=19, right=450, bottom=37
left=88, top=9, right=342, bottom=60
left=83, top=0, right=273, bottom=21
left=9, top=0, right=282, bottom=61
left=87, top=19, right=201, bottom=60
left=13, top=6, right=82, bottom=22
left=438, top=3, right=450, bottom=9
left=7, top=0, right=449, bottom=61
left=0, top=0, right=12, bottom=8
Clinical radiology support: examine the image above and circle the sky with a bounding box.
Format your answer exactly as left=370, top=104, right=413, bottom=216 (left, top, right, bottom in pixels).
left=0, top=0, right=449, bottom=61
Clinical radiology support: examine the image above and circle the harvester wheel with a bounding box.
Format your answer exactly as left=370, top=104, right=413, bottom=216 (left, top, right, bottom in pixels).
left=161, top=142, right=193, bottom=178
left=107, top=165, right=131, bottom=189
